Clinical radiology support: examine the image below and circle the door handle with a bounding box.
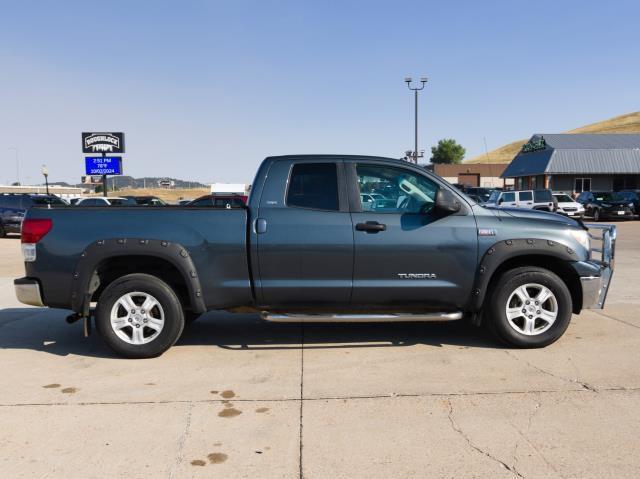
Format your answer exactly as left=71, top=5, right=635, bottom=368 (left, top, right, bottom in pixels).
left=356, top=221, right=387, bottom=233
left=255, top=218, right=267, bottom=234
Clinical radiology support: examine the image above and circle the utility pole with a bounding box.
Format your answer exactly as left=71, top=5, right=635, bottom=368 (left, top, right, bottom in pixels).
left=404, top=77, right=428, bottom=163
left=41, top=165, right=49, bottom=195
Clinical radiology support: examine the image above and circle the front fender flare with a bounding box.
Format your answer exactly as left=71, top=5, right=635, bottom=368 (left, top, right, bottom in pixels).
left=468, top=238, right=580, bottom=312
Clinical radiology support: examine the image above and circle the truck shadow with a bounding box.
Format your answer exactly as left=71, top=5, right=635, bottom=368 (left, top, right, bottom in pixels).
left=0, top=308, right=500, bottom=359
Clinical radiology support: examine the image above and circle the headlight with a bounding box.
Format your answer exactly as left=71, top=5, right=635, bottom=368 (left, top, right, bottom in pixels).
left=629, top=203, right=634, bottom=208
left=569, top=229, right=590, bottom=253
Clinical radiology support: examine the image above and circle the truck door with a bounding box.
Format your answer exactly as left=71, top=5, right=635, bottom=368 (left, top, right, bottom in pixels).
left=255, top=159, right=354, bottom=307
left=348, top=162, right=478, bottom=310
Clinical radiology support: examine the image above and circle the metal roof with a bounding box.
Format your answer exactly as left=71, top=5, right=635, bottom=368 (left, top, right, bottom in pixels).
left=502, top=134, right=640, bottom=178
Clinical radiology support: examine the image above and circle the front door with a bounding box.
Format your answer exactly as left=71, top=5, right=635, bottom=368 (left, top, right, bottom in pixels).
left=349, top=162, right=478, bottom=310
left=256, top=160, right=354, bottom=308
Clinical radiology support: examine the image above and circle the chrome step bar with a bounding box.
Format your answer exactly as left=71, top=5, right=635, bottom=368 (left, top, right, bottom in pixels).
left=261, top=312, right=463, bottom=323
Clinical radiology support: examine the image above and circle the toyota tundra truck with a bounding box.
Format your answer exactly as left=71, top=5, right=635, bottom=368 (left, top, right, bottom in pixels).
left=14, top=155, right=616, bottom=358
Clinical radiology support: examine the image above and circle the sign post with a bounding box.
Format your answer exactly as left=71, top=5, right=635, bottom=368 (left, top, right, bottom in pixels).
left=82, top=132, right=125, bottom=197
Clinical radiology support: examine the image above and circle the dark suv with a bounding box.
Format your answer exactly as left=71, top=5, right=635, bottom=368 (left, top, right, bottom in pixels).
left=618, top=190, right=640, bottom=217
left=0, top=194, right=67, bottom=237
left=577, top=191, right=634, bottom=221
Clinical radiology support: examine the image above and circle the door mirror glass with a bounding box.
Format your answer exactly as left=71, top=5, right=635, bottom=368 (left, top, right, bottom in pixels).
left=498, top=197, right=504, bottom=204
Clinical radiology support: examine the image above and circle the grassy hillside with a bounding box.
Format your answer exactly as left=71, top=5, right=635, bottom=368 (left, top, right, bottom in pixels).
left=465, top=111, right=640, bottom=164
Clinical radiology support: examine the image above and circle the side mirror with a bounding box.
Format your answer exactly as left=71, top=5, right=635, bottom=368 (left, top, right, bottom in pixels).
left=436, top=188, right=462, bottom=214
left=498, top=198, right=504, bottom=205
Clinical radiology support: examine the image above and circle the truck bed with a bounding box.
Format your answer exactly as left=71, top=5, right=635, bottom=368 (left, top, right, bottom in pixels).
left=24, top=206, right=253, bottom=310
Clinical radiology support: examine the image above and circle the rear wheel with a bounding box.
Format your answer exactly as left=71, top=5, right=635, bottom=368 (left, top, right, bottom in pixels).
left=487, top=267, right=572, bottom=348
left=95, top=273, right=185, bottom=358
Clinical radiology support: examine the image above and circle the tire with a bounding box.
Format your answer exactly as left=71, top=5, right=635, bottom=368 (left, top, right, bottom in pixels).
left=486, top=267, right=572, bottom=348
left=95, top=273, right=185, bottom=358
left=593, top=208, right=600, bottom=222
left=0, top=223, right=5, bottom=238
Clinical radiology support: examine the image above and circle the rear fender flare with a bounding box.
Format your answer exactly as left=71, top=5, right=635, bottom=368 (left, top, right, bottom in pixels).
left=70, top=238, right=206, bottom=316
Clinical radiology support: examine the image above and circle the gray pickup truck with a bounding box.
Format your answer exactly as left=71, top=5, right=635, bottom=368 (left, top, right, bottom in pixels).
left=15, top=155, right=616, bottom=358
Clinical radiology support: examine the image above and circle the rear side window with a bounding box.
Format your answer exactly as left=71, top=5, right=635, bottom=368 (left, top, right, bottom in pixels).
left=31, top=196, right=65, bottom=206
left=534, top=190, right=553, bottom=202
left=287, top=163, right=339, bottom=211
left=518, top=191, right=533, bottom=201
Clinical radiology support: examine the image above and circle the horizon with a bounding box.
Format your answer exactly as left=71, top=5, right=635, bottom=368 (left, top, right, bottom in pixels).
left=1, top=0, right=639, bottom=185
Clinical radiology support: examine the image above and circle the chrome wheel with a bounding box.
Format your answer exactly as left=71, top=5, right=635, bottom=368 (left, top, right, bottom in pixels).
left=505, top=283, right=558, bottom=336
left=109, top=292, right=165, bottom=345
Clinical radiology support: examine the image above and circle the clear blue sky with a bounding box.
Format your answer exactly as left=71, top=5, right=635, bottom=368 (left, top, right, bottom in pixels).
left=0, top=0, right=638, bottom=185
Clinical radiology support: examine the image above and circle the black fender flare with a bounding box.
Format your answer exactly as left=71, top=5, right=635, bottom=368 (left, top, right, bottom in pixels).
left=468, top=238, right=580, bottom=312
left=70, top=238, right=206, bottom=316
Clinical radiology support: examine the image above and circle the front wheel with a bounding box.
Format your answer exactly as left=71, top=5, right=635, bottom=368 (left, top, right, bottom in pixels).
left=486, top=267, right=572, bottom=348
left=0, top=223, right=6, bottom=238
left=95, top=273, right=185, bottom=358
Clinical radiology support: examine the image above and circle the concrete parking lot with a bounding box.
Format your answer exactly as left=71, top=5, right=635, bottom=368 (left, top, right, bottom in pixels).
left=1, top=223, right=639, bottom=478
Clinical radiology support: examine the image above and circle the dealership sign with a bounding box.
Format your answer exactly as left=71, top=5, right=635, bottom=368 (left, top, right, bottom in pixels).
left=82, top=132, right=125, bottom=154
left=85, top=156, right=123, bottom=175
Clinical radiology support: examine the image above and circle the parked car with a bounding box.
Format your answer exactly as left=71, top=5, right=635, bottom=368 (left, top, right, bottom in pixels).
left=576, top=191, right=634, bottom=221
left=187, top=194, right=247, bottom=208
left=618, top=190, right=640, bottom=216
left=463, top=187, right=494, bottom=203
left=0, top=193, right=67, bottom=237
left=15, top=155, right=615, bottom=358
left=485, top=189, right=556, bottom=211
left=553, top=193, right=585, bottom=218
left=75, top=197, right=138, bottom=206
left=123, top=195, right=167, bottom=206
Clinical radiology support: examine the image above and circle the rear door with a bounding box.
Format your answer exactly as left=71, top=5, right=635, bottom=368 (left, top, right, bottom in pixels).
left=517, top=191, right=533, bottom=208
left=348, top=162, right=478, bottom=310
left=255, top=159, right=354, bottom=307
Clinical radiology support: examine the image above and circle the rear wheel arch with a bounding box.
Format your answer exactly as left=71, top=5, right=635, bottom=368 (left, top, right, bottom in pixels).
left=70, top=239, right=206, bottom=316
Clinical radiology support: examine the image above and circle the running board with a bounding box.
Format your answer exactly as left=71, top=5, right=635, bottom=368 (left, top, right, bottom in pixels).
left=261, top=312, right=463, bottom=323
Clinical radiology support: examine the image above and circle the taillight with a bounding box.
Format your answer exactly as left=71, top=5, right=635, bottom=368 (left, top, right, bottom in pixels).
left=21, top=218, right=52, bottom=244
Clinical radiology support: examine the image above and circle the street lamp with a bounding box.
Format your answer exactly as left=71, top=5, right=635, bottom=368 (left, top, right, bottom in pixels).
left=405, top=77, right=428, bottom=163
left=41, top=165, right=49, bottom=195
left=8, top=147, right=19, bottom=185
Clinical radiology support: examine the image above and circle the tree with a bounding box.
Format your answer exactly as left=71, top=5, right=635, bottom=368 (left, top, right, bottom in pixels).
left=430, top=139, right=466, bottom=164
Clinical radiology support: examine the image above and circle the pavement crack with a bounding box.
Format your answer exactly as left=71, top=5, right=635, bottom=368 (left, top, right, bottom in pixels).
left=592, top=310, right=640, bottom=330
left=504, top=350, right=598, bottom=392
left=447, top=399, right=525, bottom=478
left=168, top=401, right=193, bottom=479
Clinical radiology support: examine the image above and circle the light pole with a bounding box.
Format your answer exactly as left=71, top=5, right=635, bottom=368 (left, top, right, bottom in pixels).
left=8, top=147, right=19, bottom=184
left=404, top=77, right=428, bottom=163
left=41, top=165, right=49, bottom=195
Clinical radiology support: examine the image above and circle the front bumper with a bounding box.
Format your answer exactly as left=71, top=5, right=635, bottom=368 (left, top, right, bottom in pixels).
left=14, top=277, right=44, bottom=307
left=580, top=224, right=616, bottom=309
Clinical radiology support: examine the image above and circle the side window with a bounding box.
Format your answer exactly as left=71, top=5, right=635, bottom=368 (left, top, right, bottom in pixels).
left=502, top=192, right=516, bottom=202
left=287, top=163, right=339, bottom=211
left=518, top=191, right=533, bottom=202
left=356, top=164, right=438, bottom=214
left=190, top=198, right=213, bottom=207
left=533, top=190, right=552, bottom=202
left=2, top=196, right=20, bottom=208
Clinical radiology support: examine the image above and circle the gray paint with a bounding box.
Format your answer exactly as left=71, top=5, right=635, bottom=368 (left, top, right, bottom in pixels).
left=23, top=155, right=609, bottom=318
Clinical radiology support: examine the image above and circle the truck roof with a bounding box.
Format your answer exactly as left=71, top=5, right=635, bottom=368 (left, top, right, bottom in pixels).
left=265, top=154, right=405, bottom=164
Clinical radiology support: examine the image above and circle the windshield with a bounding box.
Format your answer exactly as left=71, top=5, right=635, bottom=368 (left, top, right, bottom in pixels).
left=594, top=192, right=623, bottom=202
left=488, top=190, right=501, bottom=202
left=554, top=194, right=574, bottom=202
